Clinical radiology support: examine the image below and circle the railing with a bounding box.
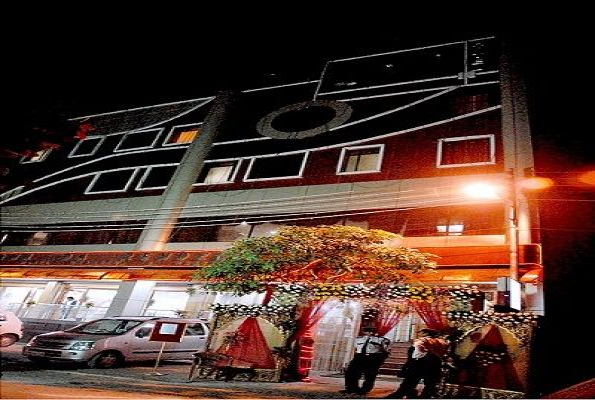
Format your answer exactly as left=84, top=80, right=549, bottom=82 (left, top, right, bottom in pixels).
left=4, top=303, right=212, bottom=322
left=6, top=302, right=108, bottom=322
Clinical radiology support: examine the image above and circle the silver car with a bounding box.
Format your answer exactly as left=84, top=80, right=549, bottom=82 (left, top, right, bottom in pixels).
left=23, top=316, right=210, bottom=368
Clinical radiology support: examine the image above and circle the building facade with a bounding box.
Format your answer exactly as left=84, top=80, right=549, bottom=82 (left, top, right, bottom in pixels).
left=1, top=36, right=543, bottom=374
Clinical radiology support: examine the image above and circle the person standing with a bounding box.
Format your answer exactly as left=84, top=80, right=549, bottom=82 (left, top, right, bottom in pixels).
left=342, top=326, right=391, bottom=395
left=60, top=296, right=78, bottom=319
left=385, top=328, right=449, bottom=399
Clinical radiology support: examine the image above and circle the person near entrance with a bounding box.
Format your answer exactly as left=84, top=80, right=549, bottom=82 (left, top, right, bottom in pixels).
left=385, top=328, right=449, bottom=399
left=60, top=296, right=78, bottom=319
left=341, top=326, right=391, bottom=395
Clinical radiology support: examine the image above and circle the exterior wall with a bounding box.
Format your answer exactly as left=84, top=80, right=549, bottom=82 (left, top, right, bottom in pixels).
left=0, top=36, right=544, bottom=376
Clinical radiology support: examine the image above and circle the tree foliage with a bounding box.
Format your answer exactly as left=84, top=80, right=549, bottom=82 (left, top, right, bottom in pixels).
left=194, top=225, right=438, bottom=295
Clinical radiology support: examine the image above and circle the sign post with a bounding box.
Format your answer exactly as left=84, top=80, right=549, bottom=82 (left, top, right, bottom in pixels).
left=145, top=320, right=187, bottom=376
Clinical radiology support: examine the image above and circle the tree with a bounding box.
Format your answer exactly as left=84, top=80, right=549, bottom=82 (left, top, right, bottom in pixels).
left=194, top=225, right=438, bottom=295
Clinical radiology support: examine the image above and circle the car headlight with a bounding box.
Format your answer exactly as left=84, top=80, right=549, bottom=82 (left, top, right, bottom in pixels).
left=68, top=341, right=96, bottom=350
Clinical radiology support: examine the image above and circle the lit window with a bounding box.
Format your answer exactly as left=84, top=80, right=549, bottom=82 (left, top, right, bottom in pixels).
left=164, top=125, right=201, bottom=145
left=21, top=149, right=51, bottom=163
left=436, top=218, right=464, bottom=236
left=196, top=161, right=239, bottom=185
left=28, top=231, right=48, bottom=245
left=437, top=135, right=494, bottom=168
left=338, top=145, right=383, bottom=174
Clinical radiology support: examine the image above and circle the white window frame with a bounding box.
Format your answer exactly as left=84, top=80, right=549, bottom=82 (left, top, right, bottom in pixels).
left=0, top=186, right=24, bottom=203
left=336, top=144, right=384, bottom=175
left=135, top=164, right=178, bottom=190
left=243, top=152, right=308, bottom=182
left=193, top=159, right=241, bottom=186
left=163, top=123, right=202, bottom=146
left=114, top=129, right=163, bottom=152
left=85, top=167, right=141, bottom=194
left=20, top=149, right=52, bottom=163
left=436, top=134, right=495, bottom=168
left=68, top=136, right=106, bottom=158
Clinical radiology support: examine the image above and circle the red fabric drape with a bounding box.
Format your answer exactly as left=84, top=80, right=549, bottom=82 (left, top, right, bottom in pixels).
left=288, top=300, right=333, bottom=380
left=287, top=300, right=331, bottom=344
left=409, top=300, right=450, bottom=331
left=375, top=305, right=407, bottom=337
left=217, top=317, right=276, bottom=369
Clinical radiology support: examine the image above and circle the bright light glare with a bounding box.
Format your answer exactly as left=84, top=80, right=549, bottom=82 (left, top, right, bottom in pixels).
left=579, top=170, right=595, bottom=185
left=520, top=177, right=554, bottom=190
left=463, top=183, right=501, bottom=199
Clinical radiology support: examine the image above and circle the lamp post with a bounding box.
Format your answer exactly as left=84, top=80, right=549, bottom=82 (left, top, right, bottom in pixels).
left=463, top=179, right=520, bottom=308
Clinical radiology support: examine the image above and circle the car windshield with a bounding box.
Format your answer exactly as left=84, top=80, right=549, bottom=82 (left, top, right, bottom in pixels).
left=67, top=319, right=144, bottom=335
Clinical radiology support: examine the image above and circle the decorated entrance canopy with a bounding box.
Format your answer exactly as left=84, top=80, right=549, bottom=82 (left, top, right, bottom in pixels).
left=193, top=225, right=439, bottom=295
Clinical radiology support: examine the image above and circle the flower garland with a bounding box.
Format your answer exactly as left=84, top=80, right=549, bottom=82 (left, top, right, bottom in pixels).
left=446, top=310, right=540, bottom=344
left=211, top=303, right=295, bottom=318
left=211, top=303, right=298, bottom=336
left=445, top=311, right=539, bottom=326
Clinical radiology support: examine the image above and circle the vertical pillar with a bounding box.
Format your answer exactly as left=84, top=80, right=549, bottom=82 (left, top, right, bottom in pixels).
left=105, top=281, right=156, bottom=317
left=36, top=281, right=63, bottom=304
left=135, top=90, right=238, bottom=251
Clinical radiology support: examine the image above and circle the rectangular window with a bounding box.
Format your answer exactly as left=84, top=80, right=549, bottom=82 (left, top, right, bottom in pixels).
left=436, top=218, right=465, bottom=236
left=114, top=129, right=162, bottom=152
left=164, top=125, right=201, bottom=145
left=244, top=153, right=307, bottom=181
left=196, top=161, right=239, bottom=185
left=337, top=145, right=383, bottom=174
left=437, top=135, right=494, bottom=168
left=136, top=165, right=178, bottom=190
left=85, top=168, right=140, bottom=194
left=69, top=136, right=105, bottom=157
left=20, top=149, right=52, bottom=163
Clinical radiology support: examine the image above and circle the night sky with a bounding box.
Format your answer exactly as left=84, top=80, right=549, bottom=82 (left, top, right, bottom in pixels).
left=5, top=8, right=588, bottom=165
left=8, top=11, right=512, bottom=117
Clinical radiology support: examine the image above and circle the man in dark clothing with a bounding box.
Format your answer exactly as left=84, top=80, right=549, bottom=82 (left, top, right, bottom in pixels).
left=341, top=327, right=391, bottom=395
left=385, top=328, right=449, bottom=399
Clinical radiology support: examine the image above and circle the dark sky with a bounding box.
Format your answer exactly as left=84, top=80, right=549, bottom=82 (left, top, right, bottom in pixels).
left=6, top=7, right=588, bottom=158
left=9, top=10, right=515, bottom=118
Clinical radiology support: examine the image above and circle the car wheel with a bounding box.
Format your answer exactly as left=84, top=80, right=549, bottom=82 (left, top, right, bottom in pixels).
left=0, top=333, right=18, bottom=347
left=88, top=351, right=124, bottom=369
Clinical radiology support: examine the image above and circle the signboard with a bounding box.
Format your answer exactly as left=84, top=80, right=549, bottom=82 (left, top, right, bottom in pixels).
left=148, top=321, right=186, bottom=343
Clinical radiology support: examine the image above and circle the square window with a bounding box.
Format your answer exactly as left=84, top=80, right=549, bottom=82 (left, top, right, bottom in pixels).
left=86, top=169, right=140, bottom=194
left=338, top=145, right=382, bottom=174
left=245, top=154, right=306, bottom=181
left=437, top=135, right=494, bottom=168
left=196, top=161, right=239, bottom=185
left=164, top=125, right=201, bottom=145
left=69, top=137, right=105, bottom=157
left=137, top=165, right=178, bottom=190
left=115, top=129, right=162, bottom=152
left=20, top=149, right=51, bottom=163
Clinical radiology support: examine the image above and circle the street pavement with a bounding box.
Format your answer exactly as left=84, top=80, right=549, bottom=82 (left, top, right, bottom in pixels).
left=1, top=343, right=401, bottom=399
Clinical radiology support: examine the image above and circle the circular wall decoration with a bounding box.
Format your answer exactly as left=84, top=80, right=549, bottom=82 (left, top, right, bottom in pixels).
left=256, top=100, right=353, bottom=140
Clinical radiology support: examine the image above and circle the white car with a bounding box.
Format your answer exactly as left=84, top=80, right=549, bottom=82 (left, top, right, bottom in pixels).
left=0, top=310, right=24, bottom=347
left=23, top=316, right=210, bottom=368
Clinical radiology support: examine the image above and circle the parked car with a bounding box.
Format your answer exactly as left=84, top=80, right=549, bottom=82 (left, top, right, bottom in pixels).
left=0, top=310, right=24, bottom=347
left=22, top=316, right=210, bottom=368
